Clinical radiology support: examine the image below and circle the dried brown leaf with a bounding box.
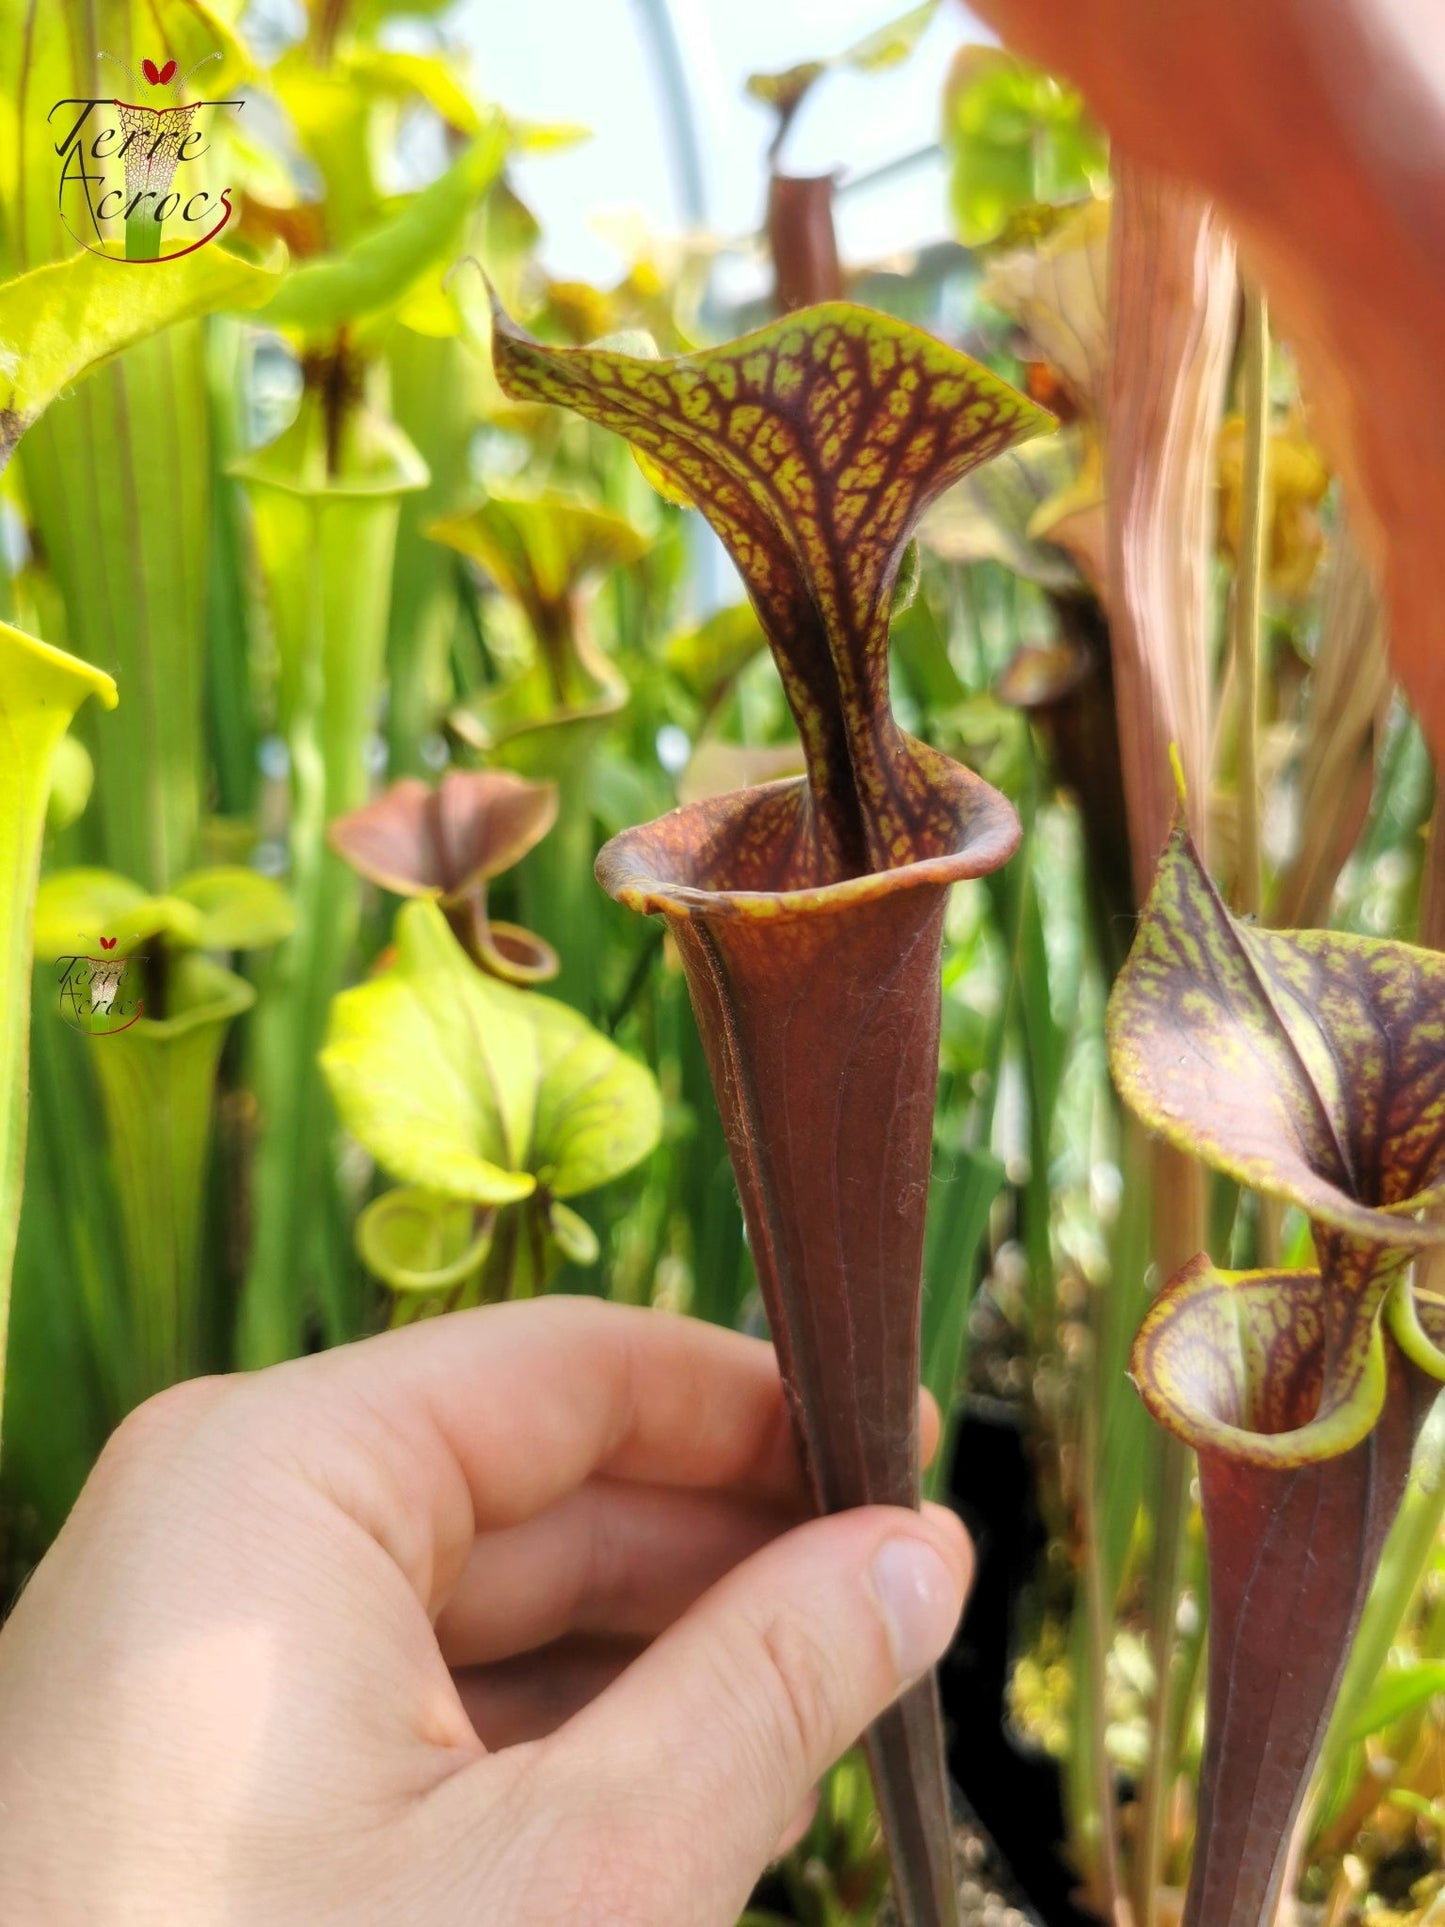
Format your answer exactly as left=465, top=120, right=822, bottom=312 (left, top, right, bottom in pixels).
left=1105, top=164, right=1236, bottom=896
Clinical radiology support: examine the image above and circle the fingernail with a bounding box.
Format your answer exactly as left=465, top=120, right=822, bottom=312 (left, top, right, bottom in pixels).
left=870, top=1536, right=963, bottom=1681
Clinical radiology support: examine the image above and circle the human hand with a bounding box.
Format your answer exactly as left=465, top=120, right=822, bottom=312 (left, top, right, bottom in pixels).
left=0, top=1296, right=971, bottom=1925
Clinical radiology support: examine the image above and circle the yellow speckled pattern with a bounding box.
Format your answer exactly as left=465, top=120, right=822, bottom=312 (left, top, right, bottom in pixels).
left=1112, top=826, right=1445, bottom=1465
left=490, top=299, right=1053, bottom=882
left=1130, top=1253, right=1396, bottom=1468
left=1108, top=827, right=1445, bottom=1249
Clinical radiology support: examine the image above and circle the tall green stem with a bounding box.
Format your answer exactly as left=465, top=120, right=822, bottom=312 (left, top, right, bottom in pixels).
left=20, top=326, right=213, bottom=890
left=1134, top=1436, right=1191, bottom=1926
left=236, top=384, right=427, bottom=1364
left=1080, top=1375, right=1127, bottom=1925
left=0, top=624, right=115, bottom=1437
left=513, top=757, right=601, bottom=1015
left=385, top=329, right=475, bottom=776
left=1132, top=1144, right=1208, bottom=1927
left=1067, top=1112, right=1158, bottom=1906
left=89, top=957, right=254, bottom=1402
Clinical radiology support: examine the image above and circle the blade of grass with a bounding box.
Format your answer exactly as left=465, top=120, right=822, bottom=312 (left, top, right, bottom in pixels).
left=204, top=316, right=261, bottom=822
left=921, top=1144, right=1005, bottom=1501
left=385, top=328, right=476, bottom=777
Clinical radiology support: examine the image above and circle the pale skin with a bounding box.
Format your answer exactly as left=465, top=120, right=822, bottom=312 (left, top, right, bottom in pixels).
left=0, top=1296, right=972, bottom=1925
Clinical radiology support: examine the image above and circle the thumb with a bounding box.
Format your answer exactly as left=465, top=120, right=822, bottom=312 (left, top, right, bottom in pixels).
left=538, top=1502, right=972, bottom=1925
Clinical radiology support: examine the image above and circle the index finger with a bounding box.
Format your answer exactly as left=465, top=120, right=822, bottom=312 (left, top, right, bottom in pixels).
left=236, top=1296, right=937, bottom=1612
left=304, top=1295, right=805, bottom=1522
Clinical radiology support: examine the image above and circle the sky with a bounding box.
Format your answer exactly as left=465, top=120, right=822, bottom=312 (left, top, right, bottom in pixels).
left=452, top=0, right=991, bottom=295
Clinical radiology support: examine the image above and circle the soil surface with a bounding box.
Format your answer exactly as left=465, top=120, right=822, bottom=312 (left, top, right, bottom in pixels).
left=876, top=1809, right=1045, bottom=1927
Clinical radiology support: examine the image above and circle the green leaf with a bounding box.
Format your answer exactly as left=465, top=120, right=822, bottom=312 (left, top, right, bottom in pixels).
left=664, top=603, right=769, bottom=701
left=234, top=376, right=425, bottom=1369
left=549, top=1200, right=600, bottom=1266
left=32, top=869, right=154, bottom=960
left=921, top=1145, right=1005, bottom=1498
left=321, top=900, right=661, bottom=1206
left=490, top=297, right=1054, bottom=877
left=0, top=246, right=280, bottom=465
left=942, top=47, right=1108, bottom=248
left=432, top=489, right=646, bottom=766
left=19, top=299, right=219, bottom=888
left=257, top=125, right=508, bottom=336
left=0, top=624, right=116, bottom=1431
left=34, top=865, right=293, bottom=958
left=842, top=0, right=940, bottom=73
left=890, top=593, right=968, bottom=724
left=1348, top=1661, right=1445, bottom=1743
left=745, top=2, right=939, bottom=127
left=171, top=867, right=296, bottom=951
left=355, top=1187, right=494, bottom=1293
left=744, top=60, right=828, bottom=120
left=45, top=734, right=94, bottom=834
left=341, top=46, right=489, bottom=137
left=529, top=1002, right=662, bottom=1200
left=428, top=490, right=650, bottom=623
left=75, top=950, right=254, bottom=1401
left=322, top=903, right=535, bottom=1205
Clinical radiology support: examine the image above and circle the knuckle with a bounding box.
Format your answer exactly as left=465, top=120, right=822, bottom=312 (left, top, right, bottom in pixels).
left=580, top=1500, right=632, bottom=1624
left=99, top=1376, right=228, bottom=1471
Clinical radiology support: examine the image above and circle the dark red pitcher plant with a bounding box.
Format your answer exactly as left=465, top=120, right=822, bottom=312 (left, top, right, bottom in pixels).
left=1109, top=825, right=1445, bottom=1927
left=491, top=296, right=1053, bottom=1924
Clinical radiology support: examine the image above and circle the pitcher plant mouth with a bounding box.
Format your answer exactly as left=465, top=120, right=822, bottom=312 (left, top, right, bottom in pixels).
left=596, top=748, right=1021, bottom=923
left=329, top=770, right=560, bottom=986
left=1129, top=1256, right=1393, bottom=1469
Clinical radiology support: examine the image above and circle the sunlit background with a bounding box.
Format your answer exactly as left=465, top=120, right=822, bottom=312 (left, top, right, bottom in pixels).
left=254, top=0, right=989, bottom=293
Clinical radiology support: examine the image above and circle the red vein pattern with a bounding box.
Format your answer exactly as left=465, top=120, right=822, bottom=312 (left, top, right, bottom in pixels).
left=489, top=300, right=1052, bottom=1926
left=492, top=298, right=1052, bottom=880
